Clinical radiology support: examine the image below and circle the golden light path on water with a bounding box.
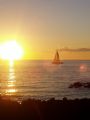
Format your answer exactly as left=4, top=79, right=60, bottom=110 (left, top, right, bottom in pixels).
left=5, top=60, right=17, bottom=96
left=0, top=40, right=23, bottom=97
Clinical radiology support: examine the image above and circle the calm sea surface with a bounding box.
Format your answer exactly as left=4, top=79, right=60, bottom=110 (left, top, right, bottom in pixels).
left=0, top=60, right=90, bottom=100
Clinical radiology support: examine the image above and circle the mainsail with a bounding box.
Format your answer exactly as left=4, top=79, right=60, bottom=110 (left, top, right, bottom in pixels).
left=52, top=50, right=63, bottom=64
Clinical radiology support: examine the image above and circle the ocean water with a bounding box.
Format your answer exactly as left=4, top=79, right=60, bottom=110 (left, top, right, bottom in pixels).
left=0, top=60, right=90, bottom=100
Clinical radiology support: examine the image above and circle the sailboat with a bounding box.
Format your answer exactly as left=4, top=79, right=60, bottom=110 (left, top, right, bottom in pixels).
left=52, top=50, right=63, bottom=64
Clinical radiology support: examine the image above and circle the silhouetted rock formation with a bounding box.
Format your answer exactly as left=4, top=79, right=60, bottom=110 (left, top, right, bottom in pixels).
left=0, top=97, right=90, bottom=119
left=69, top=82, right=90, bottom=88
left=84, top=82, right=90, bottom=88
left=69, top=82, right=83, bottom=88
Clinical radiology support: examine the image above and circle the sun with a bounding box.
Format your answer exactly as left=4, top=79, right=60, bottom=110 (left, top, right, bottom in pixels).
left=0, top=40, right=23, bottom=61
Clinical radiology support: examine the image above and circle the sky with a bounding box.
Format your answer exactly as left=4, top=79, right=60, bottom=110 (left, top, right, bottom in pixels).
left=0, top=0, right=90, bottom=60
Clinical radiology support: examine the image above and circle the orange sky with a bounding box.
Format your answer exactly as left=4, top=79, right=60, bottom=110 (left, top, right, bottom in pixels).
left=0, top=0, right=90, bottom=60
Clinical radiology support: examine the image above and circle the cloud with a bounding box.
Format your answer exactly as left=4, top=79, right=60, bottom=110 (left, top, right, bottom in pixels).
left=59, top=48, right=90, bottom=52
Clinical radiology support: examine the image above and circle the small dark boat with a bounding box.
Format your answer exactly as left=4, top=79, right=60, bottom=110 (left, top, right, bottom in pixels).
left=52, top=50, right=63, bottom=64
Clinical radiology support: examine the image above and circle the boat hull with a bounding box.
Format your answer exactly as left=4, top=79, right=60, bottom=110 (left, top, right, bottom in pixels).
left=52, top=61, right=63, bottom=64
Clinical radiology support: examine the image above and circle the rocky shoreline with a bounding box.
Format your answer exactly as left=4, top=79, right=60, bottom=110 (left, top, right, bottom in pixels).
left=0, top=97, right=90, bottom=119
left=69, top=82, right=90, bottom=88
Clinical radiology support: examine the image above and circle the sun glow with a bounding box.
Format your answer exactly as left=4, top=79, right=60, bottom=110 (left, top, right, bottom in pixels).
left=0, top=40, right=23, bottom=60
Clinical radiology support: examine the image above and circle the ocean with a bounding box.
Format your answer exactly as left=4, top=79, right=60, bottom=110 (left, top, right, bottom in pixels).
left=0, top=60, right=90, bottom=100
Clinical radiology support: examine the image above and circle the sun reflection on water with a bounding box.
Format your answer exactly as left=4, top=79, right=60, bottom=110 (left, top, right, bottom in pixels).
left=5, top=61, right=17, bottom=95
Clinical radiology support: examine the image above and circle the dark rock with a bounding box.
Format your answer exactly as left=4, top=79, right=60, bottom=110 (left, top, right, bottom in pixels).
left=69, top=82, right=90, bottom=89
left=83, top=82, right=90, bottom=88
left=69, top=82, right=83, bottom=88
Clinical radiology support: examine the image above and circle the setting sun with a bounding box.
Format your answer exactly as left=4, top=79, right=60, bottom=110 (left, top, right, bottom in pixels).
left=0, top=40, right=23, bottom=60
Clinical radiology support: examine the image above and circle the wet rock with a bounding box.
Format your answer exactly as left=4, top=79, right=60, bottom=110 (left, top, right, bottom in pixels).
left=69, top=82, right=83, bottom=88
left=83, top=82, right=90, bottom=88
left=69, top=82, right=90, bottom=89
